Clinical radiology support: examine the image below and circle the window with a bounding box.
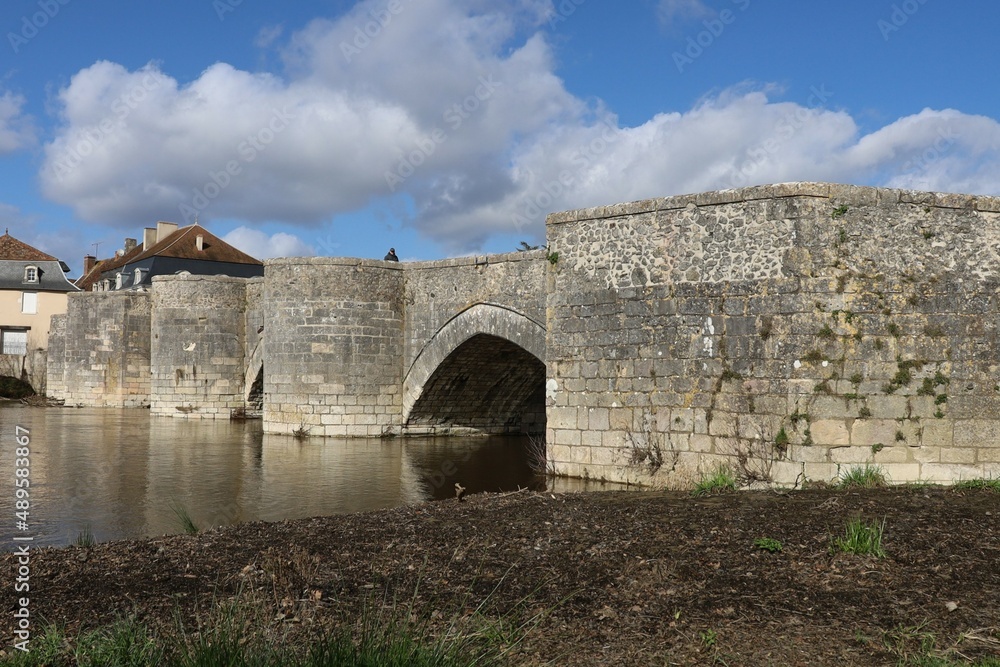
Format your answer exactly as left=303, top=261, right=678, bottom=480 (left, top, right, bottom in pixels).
left=115, top=273, right=123, bottom=289
left=23, top=266, right=38, bottom=283
left=1, top=330, right=27, bottom=355
left=21, top=292, right=37, bottom=314
left=133, top=268, right=143, bottom=285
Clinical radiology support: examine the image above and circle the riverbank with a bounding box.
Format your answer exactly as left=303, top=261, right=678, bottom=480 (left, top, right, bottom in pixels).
left=2, top=486, right=999, bottom=665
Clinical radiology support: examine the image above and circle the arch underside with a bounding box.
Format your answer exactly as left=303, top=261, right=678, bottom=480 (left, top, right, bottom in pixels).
left=405, top=333, right=545, bottom=434
left=402, top=304, right=547, bottom=435
left=245, top=337, right=264, bottom=411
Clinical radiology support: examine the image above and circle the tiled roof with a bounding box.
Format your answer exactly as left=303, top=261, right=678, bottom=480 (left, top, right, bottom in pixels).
left=130, top=224, right=262, bottom=265
left=76, top=223, right=263, bottom=291
left=0, top=231, right=58, bottom=262
left=75, top=243, right=146, bottom=291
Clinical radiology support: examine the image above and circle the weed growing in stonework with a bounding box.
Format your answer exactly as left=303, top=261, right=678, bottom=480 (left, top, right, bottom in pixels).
left=834, top=517, right=886, bottom=558
left=832, top=205, right=849, bottom=218
left=817, top=324, right=836, bottom=340
left=692, top=465, right=737, bottom=497
left=774, top=427, right=789, bottom=453
left=754, top=537, right=783, bottom=553
left=838, top=464, right=888, bottom=489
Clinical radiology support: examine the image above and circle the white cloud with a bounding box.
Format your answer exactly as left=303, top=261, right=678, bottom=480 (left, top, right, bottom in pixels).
left=0, top=91, right=34, bottom=153
left=36, top=0, right=1000, bottom=255
left=255, top=24, right=284, bottom=49
left=657, top=0, right=714, bottom=26
left=222, top=227, right=315, bottom=260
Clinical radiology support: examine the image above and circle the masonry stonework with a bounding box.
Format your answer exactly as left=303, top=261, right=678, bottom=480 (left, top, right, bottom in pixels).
left=42, top=182, right=1000, bottom=488
left=545, top=182, right=1000, bottom=486
left=47, top=291, right=151, bottom=407
left=262, top=258, right=406, bottom=436
left=150, top=275, right=249, bottom=418
left=399, top=251, right=547, bottom=434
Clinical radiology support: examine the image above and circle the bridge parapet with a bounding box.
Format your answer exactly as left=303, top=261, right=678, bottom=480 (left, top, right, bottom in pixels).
left=545, top=182, right=1000, bottom=487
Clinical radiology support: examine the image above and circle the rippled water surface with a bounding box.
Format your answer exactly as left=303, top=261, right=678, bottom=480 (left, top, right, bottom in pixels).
left=0, top=404, right=617, bottom=549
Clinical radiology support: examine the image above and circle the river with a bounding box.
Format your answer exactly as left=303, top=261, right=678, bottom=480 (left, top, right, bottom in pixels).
left=0, top=403, right=617, bottom=550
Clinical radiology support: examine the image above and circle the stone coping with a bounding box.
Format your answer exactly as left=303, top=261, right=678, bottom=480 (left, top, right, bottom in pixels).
left=150, top=274, right=257, bottom=284
left=545, top=182, right=1000, bottom=225
left=265, top=249, right=546, bottom=270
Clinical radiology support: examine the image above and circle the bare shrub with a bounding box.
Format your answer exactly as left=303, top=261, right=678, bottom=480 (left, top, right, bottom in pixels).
left=525, top=434, right=554, bottom=475
left=725, top=414, right=785, bottom=488
left=625, top=409, right=678, bottom=476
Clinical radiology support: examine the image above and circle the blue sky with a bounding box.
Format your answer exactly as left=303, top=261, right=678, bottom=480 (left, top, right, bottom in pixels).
left=3, top=0, right=1000, bottom=275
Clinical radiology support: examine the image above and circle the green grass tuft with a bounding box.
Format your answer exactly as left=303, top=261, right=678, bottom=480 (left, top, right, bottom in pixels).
left=838, top=464, right=889, bottom=489
left=834, top=517, right=886, bottom=558
left=75, top=526, right=96, bottom=548
left=170, top=503, right=200, bottom=535
left=692, top=465, right=737, bottom=497
left=953, top=478, right=1000, bottom=492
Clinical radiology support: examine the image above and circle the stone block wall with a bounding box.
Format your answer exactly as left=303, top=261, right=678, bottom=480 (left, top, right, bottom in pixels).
left=399, top=251, right=548, bottom=433
left=545, top=182, right=1000, bottom=487
left=48, top=292, right=151, bottom=407
left=45, top=314, right=67, bottom=397
left=262, top=258, right=405, bottom=436
left=150, top=275, right=249, bottom=419
left=402, top=251, right=547, bottom=370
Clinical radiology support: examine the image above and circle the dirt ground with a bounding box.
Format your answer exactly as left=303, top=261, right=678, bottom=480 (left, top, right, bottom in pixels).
left=2, top=486, right=999, bottom=666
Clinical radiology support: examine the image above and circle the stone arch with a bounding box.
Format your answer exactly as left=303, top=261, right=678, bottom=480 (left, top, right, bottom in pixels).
left=244, top=337, right=264, bottom=407
left=402, top=303, right=546, bottom=433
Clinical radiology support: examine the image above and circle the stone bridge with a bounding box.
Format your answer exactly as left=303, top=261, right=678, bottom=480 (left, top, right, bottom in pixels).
left=47, top=250, right=549, bottom=437
left=47, top=183, right=1000, bottom=486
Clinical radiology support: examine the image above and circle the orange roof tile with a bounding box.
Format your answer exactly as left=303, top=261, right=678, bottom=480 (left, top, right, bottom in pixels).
left=0, top=231, right=58, bottom=262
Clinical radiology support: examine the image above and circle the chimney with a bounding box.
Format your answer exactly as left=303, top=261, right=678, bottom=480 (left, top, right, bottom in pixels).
left=156, top=221, right=178, bottom=242
left=196, top=234, right=204, bottom=251
left=83, top=255, right=96, bottom=276
left=143, top=227, right=157, bottom=251
left=123, top=237, right=137, bottom=254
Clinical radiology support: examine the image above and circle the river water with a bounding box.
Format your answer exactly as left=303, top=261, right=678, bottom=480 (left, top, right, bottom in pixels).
left=0, top=404, right=616, bottom=550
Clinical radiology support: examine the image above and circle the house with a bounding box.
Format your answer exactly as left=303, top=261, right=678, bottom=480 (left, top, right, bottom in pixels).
left=77, top=221, right=263, bottom=291
left=0, top=229, right=80, bottom=390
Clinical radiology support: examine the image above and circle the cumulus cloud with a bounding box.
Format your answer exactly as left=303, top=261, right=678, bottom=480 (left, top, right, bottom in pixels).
left=222, top=227, right=315, bottom=260
left=37, top=0, right=1000, bottom=254
left=0, top=91, right=34, bottom=153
